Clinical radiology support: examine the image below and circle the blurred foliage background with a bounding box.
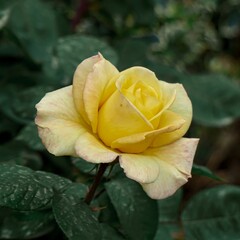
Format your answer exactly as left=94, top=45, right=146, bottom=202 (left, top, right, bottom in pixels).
left=0, top=0, right=240, bottom=239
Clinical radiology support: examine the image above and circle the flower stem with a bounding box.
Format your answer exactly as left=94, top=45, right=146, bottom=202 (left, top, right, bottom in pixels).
left=84, top=163, right=109, bottom=205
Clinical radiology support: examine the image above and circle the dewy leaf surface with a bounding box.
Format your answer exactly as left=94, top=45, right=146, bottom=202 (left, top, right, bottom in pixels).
left=0, top=208, right=54, bottom=239
left=105, top=177, right=158, bottom=240
left=0, top=163, right=71, bottom=210
left=182, top=185, right=240, bottom=240
left=52, top=183, right=101, bottom=240
left=180, top=74, right=240, bottom=127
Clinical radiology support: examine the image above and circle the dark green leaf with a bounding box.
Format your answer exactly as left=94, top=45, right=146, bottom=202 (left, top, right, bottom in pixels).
left=181, top=74, right=240, bottom=126
left=154, top=190, right=182, bottom=240
left=0, top=208, right=55, bottom=239
left=192, top=164, right=222, bottom=181
left=7, top=0, right=58, bottom=63
left=157, top=189, right=183, bottom=222
left=114, top=38, right=149, bottom=70
left=0, top=0, right=17, bottom=30
left=72, top=157, right=96, bottom=175
left=105, top=177, right=158, bottom=240
left=0, top=9, right=10, bottom=30
left=0, top=141, right=42, bottom=170
left=53, top=183, right=101, bottom=240
left=101, top=223, right=125, bottom=240
left=0, top=85, right=53, bottom=124
left=16, top=122, right=44, bottom=151
left=56, top=35, right=118, bottom=81
left=182, top=185, right=240, bottom=240
left=154, top=224, right=180, bottom=240
left=0, top=163, right=71, bottom=210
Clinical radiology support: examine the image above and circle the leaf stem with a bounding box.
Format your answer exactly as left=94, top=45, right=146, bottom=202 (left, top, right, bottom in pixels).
left=84, top=163, right=109, bottom=205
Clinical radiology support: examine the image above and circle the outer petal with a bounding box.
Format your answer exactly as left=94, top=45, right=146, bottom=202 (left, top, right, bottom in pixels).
left=119, top=154, right=160, bottom=184
left=73, top=53, right=119, bottom=132
left=83, top=56, right=119, bottom=133
left=111, top=114, right=185, bottom=153
left=120, top=138, right=199, bottom=199
left=35, top=86, right=87, bottom=156
left=72, top=54, right=101, bottom=124
left=75, top=133, right=119, bottom=163
left=152, top=82, right=192, bottom=147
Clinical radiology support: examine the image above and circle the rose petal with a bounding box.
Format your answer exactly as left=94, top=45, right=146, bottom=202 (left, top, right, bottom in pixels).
left=75, top=133, right=119, bottom=163
left=120, top=138, right=199, bottom=199
left=83, top=54, right=119, bottom=133
left=119, top=154, right=160, bottom=184
left=35, top=86, right=87, bottom=156
left=111, top=112, right=185, bottom=153
left=142, top=163, right=188, bottom=199
left=98, top=90, right=153, bottom=147
left=152, top=83, right=192, bottom=147
left=117, top=67, right=161, bottom=92
left=72, top=54, right=101, bottom=124
left=143, top=138, right=199, bottom=199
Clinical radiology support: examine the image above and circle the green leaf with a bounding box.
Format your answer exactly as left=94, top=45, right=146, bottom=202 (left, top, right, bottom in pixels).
left=101, top=223, right=125, bottom=240
left=157, top=189, right=182, bottom=222
left=56, top=35, right=118, bottom=81
left=0, top=9, right=10, bottom=30
left=98, top=191, right=120, bottom=227
left=52, top=183, right=102, bottom=240
left=0, top=208, right=54, bottom=239
left=154, top=189, right=183, bottom=240
left=0, top=85, right=53, bottom=124
left=105, top=177, right=158, bottom=240
left=0, top=163, right=71, bottom=210
left=0, top=0, right=17, bottom=30
left=154, top=224, right=180, bottom=240
left=7, top=0, right=58, bottom=63
left=114, top=38, right=149, bottom=70
left=0, top=141, right=42, bottom=170
left=72, top=157, right=96, bottom=175
left=16, top=122, right=44, bottom=151
left=192, top=164, right=223, bottom=181
left=182, top=185, right=240, bottom=240
left=180, top=74, right=240, bottom=126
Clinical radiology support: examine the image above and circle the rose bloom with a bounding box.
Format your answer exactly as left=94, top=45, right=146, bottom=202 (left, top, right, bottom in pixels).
left=35, top=53, right=198, bottom=199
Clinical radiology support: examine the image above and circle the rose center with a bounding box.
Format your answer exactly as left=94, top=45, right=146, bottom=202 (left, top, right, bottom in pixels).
left=122, top=80, right=162, bottom=120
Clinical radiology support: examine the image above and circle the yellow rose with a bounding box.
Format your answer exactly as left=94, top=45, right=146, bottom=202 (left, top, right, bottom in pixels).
left=35, top=53, right=198, bottom=199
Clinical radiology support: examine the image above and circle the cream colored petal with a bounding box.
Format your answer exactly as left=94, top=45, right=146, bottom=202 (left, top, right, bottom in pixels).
left=119, top=154, right=160, bottom=184
left=75, top=133, right=119, bottom=163
left=83, top=54, right=119, bottom=133
left=73, top=54, right=101, bottom=124
left=111, top=116, right=185, bottom=153
left=98, top=90, right=153, bottom=147
left=142, top=138, right=199, bottom=199
left=142, top=164, right=188, bottom=199
left=152, top=83, right=192, bottom=147
left=35, top=86, right=87, bottom=156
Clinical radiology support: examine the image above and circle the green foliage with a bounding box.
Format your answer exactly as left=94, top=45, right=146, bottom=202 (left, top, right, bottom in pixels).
left=0, top=208, right=55, bottom=239
left=181, top=74, right=240, bottom=126
left=182, top=185, right=240, bottom=240
left=56, top=35, right=118, bottom=81
left=0, top=164, right=71, bottom=210
left=52, top=184, right=102, bottom=240
left=105, top=177, right=158, bottom=240
left=154, top=189, right=183, bottom=240
left=7, top=0, right=58, bottom=63
left=16, top=123, right=45, bottom=151
left=192, top=164, right=223, bottom=181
